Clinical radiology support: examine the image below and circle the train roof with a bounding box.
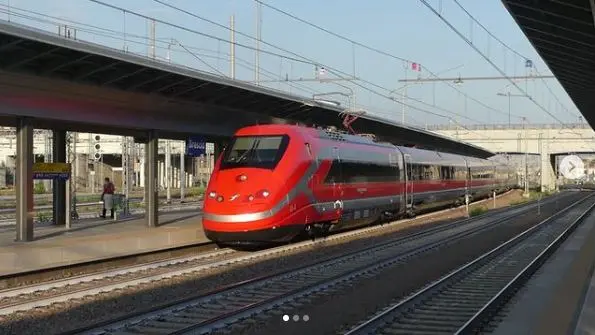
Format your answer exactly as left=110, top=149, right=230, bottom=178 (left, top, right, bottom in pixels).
left=236, top=124, right=501, bottom=167
left=315, top=126, right=395, bottom=148
left=396, top=146, right=467, bottom=166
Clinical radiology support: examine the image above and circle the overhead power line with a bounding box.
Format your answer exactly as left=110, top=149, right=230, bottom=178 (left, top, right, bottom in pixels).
left=252, top=0, right=520, bottom=122
left=449, top=0, right=580, bottom=120
left=144, top=0, right=490, bottom=129
left=419, top=0, right=577, bottom=129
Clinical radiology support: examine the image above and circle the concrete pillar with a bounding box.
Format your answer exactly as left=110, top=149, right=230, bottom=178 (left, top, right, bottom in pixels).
left=52, top=130, right=66, bottom=226
left=540, top=135, right=556, bottom=191
left=159, top=161, right=164, bottom=188
left=145, top=130, right=158, bottom=227
left=139, top=159, right=145, bottom=187
left=16, top=118, right=34, bottom=241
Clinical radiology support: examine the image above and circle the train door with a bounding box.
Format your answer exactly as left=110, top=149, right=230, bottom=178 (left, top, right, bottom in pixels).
left=331, top=146, right=344, bottom=218
left=404, top=154, right=414, bottom=215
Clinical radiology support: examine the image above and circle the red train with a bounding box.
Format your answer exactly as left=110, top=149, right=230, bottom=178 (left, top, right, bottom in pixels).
left=202, top=124, right=517, bottom=245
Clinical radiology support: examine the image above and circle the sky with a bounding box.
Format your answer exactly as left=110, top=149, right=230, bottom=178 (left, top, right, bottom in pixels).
left=0, top=0, right=583, bottom=129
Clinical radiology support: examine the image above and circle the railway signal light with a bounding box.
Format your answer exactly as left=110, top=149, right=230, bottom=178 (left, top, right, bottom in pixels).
left=93, top=134, right=102, bottom=161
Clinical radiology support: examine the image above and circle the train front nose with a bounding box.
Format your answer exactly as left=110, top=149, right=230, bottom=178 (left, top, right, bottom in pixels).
left=203, top=169, right=296, bottom=243
left=204, top=169, right=287, bottom=220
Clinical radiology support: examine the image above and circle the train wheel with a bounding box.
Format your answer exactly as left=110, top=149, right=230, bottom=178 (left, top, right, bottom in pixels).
left=305, top=224, right=316, bottom=241
left=321, top=223, right=332, bottom=238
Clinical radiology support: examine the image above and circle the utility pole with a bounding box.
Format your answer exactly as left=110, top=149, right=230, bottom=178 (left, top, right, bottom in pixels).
left=230, top=15, right=236, bottom=79
left=121, top=136, right=131, bottom=216
left=402, top=88, right=406, bottom=124
left=523, top=117, right=529, bottom=197
left=149, top=19, right=156, bottom=59
left=44, top=130, right=52, bottom=192
left=66, top=132, right=72, bottom=229
left=507, top=92, right=510, bottom=126
left=165, top=139, right=171, bottom=204
left=121, top=136, right=126, bottom=194
left=71, top=132, right=78, bottom=223
left=255, top=2, right=262, bottom=84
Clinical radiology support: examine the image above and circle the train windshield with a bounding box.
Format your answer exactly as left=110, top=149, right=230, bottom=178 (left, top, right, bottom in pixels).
left=220, top=135, right=290, bottom=170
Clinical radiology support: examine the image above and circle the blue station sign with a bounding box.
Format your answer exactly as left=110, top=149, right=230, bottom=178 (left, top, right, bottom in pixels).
left=186, top=136, right=206, bottom=157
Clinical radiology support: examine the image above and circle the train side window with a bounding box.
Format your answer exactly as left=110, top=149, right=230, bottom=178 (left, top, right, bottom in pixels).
left=440, top=166, right=451, bottom=180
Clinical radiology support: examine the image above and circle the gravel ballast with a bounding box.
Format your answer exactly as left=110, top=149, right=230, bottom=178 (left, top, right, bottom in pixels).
left=0, top=191, right=577, bottom=335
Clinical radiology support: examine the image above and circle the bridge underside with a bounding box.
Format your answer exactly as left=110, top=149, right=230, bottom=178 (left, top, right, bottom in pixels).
left=502, top=0, right=595, bottom=127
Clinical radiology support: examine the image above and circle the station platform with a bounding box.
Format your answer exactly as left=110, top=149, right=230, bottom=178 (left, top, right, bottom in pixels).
left=0, top=210, right=207, bottom=276
left=491, top=206, right=595, bottom=334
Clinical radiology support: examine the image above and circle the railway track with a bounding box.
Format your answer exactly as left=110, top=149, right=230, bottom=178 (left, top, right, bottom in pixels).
left=0, top=190, right=542, bottom=297
left=59, top=192, right=581, bottom=335
left=344, top=192, right=595, bottom=335
left=0, top=190, right=519, bottom=288
left=0, top=203, right=481, bottom=316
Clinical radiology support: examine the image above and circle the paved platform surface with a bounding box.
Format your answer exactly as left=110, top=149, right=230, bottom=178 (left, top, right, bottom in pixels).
left=0, top=210, right=207, bottom=276
left=574, top=254, right=595, bottom=334
left=491, top=207, right=595, bottom=334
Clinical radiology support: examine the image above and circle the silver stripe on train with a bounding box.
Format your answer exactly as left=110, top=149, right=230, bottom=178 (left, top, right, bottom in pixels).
left=203, top=185, right=494, bottom=223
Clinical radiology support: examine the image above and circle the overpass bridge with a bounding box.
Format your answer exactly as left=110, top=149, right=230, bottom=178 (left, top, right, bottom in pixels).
left=429, top=123, right=595, bottom=190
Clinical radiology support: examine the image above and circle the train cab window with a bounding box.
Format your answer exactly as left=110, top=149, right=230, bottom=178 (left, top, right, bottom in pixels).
left=220, top=135, right=290, bottom=170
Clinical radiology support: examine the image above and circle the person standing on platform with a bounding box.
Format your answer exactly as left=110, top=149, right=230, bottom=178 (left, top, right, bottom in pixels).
left=101, top=177, right=115, bottom=219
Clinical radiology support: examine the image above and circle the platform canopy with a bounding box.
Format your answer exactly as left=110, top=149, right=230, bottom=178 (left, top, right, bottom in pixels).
left=0, top=21, right=493, bottom=158
left=502, top=0, right=595, bottom=128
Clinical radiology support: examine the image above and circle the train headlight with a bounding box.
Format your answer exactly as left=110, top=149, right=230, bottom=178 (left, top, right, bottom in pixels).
left=208, top=191, right=217, bottom=199
left=256, top=189, right=270, bottom=198
left=216, top=196, right=224, bottom=202
left=248, top=195, right=255, bottom=201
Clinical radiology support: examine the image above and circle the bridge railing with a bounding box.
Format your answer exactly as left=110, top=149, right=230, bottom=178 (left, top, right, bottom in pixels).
left=426, top=123, right=591, bottom=131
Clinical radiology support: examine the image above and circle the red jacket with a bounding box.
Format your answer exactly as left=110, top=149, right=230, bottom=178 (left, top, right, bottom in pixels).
left=103, top=182, right=115, bottom=195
